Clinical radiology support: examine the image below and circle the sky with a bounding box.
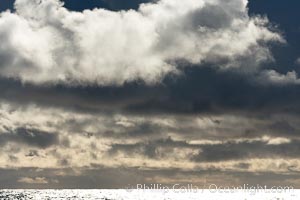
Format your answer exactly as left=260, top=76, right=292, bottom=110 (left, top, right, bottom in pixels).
left=0, top=0, right=300, bottom=189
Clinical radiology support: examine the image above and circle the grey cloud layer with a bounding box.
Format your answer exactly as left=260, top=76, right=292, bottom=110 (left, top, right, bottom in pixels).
left=2, top=65, right=300, bottom=116
left=0, top=127, right=58, bottom=148
left=0, top=0, right=281, bottom=85
left=1, top=103, right=300, bottom=170
left=0, top=167, right=300, bottom=189
left=0, top=95, right=300, bottom=187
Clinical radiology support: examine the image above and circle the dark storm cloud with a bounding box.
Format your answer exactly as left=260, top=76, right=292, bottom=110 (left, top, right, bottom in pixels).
left=268, top=120, right=297, bottom=136
left=108, top=137, right=300, bottom=162
left=1, top=65, right=300, bottom=116
left=124, top=66, right=298, bottom=114
left=0, top=77, right=164, bottom=114
left=0, top=127, right=58, bottom=148
left=192, top=140, right=300, bottom=162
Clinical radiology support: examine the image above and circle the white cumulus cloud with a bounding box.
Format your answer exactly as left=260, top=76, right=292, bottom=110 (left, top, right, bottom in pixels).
left=0, top=0, right=282, bottom=85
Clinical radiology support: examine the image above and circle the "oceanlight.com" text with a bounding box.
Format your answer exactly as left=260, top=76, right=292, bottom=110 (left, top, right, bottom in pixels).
left=128, top=184, right=294, bottom=195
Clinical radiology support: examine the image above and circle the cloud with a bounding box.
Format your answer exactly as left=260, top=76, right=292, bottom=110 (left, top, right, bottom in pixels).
left=0, top=167, right=299, bottom=189
left=296, top=58, right=300, bottom=65
left=2, top=65, right=300, bottom=117
left=191, top=140, right=300, bottom=162
left=17, top=177, right=49, bottom=184
left=26, top=150, right=40, bottom=157
left=258, top=70, right=300, bottom=85
left=1, top=102, right=300, bottom=187
left=0, top=0, right=299, bottom=189
left=0, top=0, right=281, bottom=86
left=1, top=102, right=300, bottom=170
left=268, top=120, right=297, bottom=136
left=0, top=127, right=59, bottom=148
left=108, top=136, right=300, bottom=162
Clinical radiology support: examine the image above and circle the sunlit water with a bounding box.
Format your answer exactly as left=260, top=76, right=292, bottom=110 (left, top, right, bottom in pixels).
left=0, top=189, right=297, bottom=199
left=0, top=190, right=123, bottom=200
left=0, top=190, right=203, bottom=200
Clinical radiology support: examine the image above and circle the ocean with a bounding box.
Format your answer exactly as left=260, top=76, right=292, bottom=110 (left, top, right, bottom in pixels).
left=0, top=190, right=202, bottom=200
left=0, top=189, right=297, bottom=199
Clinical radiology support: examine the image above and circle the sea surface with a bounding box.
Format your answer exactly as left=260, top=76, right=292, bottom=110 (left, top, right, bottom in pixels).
left=0, top=190, right=202, bottom=200
left=0, top=189, right=297, bottom=199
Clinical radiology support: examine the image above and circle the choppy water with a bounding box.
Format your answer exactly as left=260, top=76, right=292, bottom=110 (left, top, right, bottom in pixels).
left=0, top=190, right=123, bottom=200
left=0, top=190, right=202, bottom=200
left=0, top=189, right=298, bottom=200
left=0, top=190, right=127, bottom=200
